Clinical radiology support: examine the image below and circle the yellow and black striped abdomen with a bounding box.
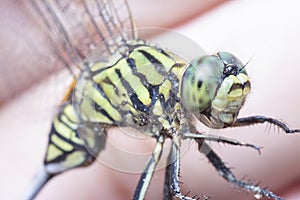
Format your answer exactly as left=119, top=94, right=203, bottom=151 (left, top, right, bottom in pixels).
left=44, top=103, right=95, bottom=173
left=76, top=44, right=187, bottom=132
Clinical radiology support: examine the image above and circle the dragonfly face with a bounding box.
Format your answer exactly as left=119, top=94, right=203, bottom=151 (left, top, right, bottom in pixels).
left=181, top=52, right=251, bottom=129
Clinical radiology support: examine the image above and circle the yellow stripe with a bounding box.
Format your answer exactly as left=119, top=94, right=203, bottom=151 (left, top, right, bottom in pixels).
left=51, top=134, right=74, bottom=151
left=91, top=62, right=107, bottom=72
left=152, top=100, right=163, bottom=116
left=101, top=82, right=138, bottom=117
left=228, top=88, right=243, bottom=98
left=94, top=68, right=131, bottom=108
left=92, top=68, right=108, bottom=84
left=63, top=151, right=87, bottom=168
left=159, top=80, right=172, bottom=101
left=60, top=114, right=77, bottom=130
left=84, top=81, right=122, bottom=122
left=238, top=73, right=251, bottom=95
left=53, top=117, right=72, bottom=137
left=80, top=98, right=114, bottom=124
left=64, top=104, right=79, bottom=122
left=101, top=82, right=127, bottom=111
left=163, top=49, right=187, bottom=77
left=45, top=144, right=63, bottom=162
left=129, top=50, right=165, bottom=85
left=135, top=46, right=176, bottom=72
left=116, top=59, right=151, bottom=106
left=159, top=118, right=171, bottom=130
left=97, top=71, right=130, bottom=108
left=170, top=62, right=187, bottom=79
left=105, top=68, right=129, bottom=98
left=53, top=117, right=83, bottom=145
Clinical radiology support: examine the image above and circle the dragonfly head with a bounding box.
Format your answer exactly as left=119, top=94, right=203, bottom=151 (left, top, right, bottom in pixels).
left=181, top=52, right=251, bottom=129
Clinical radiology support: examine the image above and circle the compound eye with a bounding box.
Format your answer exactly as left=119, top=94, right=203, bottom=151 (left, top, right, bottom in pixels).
left=217, top=52, right=243, bottom=70
left=181, top=55, right=224, bottom=113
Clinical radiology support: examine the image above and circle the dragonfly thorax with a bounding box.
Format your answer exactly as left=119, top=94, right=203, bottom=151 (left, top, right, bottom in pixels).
left=73, top=43, right=188, bottom=136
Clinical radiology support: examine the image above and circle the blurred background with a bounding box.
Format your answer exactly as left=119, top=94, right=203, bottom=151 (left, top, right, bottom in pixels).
left=0, top=0, right=300, bottom=199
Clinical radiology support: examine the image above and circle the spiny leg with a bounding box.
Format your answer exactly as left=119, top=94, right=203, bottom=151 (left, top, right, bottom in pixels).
left=184, top=132, right=261, bottom=153
left=196, top=140, right=284, bottom=200
left=164, top=136, right=198, bottom=200
left=164, top=151, right=173, bottom=200
left=133, top=135, right=164, bottom=200
left=232, top=116, right=300, bottom=133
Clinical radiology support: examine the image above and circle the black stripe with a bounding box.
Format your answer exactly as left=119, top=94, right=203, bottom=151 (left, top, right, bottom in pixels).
left=128, top=43, right=147, bottom=54
left=92, top=82, right=111, bottom=104
left=90, top=53, right=132, bottom=79
left=127, top=57, right=160, bottom=112
left=157, top=47, right=174, bottom=60
left=45, top=147, right=91, bottom=165
left=45, top=147, right=76, bottom=163
left=127, top=57, right=150, bottom=87
left=138, top=49, right=162, bottom=65
left=59, top=114, right=76, bottom=131
left=91, top=99, right=117, bottom=124
left=229, top=83, right=243, bottom=94
left=162, top=89, right=179, bottom=114
left=90, top=63, right=114, bottom=76
left=115, top=69, right=149, bottom=113
left=157, top=75, right=180, bottom=115
left=48, top=128, right=68, bottom=152
left=102, top=77, right=120, bottom=96
left=128, top=54, right=173, bottom=116
left=134, top=50, right=180, bottom=114
left=48, top=130, right=86, bottom=161
left=90, top=43, right=147, bottom=76
left=138, top=49, right=167, bottom=77
left=169, top=63, right=181, bottom=81
left=148, top=85, right=160, bottom=111
left=92, top=81, right=121, bottom=117
left=243, top=81, right=251, bottom=89
left=54, top=116, right=87, bottom=150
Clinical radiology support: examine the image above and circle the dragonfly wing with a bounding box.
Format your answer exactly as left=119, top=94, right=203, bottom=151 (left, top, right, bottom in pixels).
left=30, top=0, right=138, bottom=74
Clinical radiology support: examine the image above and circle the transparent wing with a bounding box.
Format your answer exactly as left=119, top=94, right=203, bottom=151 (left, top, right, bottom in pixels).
left=30, top=0, right=138, bottom=74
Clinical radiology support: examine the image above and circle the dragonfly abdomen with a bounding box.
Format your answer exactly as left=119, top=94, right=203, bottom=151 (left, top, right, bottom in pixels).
left=44, top=103, right=96, bottom=174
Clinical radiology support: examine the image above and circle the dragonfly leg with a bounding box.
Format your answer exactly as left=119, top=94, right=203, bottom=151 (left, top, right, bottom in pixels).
left=231, top=115, right=300, bottom=133
left=164, top=136, right=201, bottom=200
left=196, top=140, right=284, bottom=200
left=183, top=132, right=261, bottom=153
left=133, top=135, right=164, bottom=200
left=163, top=152, right=173, bottom=200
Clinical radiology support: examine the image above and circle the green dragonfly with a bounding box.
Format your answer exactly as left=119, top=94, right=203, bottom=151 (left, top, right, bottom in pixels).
left=24, top=0, right=299, bottom=199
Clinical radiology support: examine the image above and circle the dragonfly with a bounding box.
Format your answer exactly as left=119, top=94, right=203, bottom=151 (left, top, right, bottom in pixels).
left=24, top=0, right=300, bottom=199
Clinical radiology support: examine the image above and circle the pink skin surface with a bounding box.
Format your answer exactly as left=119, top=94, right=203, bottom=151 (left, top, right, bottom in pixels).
left=1, top=1, right=300, bottom=200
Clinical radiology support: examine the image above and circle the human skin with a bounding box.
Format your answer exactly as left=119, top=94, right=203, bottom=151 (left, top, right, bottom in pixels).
left=1, top=0, right=300, bottom=200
